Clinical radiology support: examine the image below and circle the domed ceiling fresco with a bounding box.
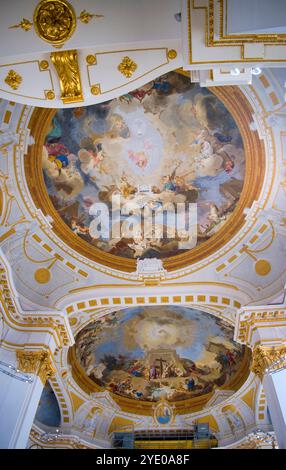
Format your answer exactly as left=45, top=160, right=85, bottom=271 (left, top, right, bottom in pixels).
left=74, top=306, right=247, bottom=404
left=42, top=71, right=246, bottom=261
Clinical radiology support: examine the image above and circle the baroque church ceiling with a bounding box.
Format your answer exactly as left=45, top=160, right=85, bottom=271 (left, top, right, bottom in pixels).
left=0, top=1, right=286, bottom=449
left=1, top=69, right=284, bottom=311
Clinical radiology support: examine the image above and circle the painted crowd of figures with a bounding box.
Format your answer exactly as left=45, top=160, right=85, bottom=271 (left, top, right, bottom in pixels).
left=75, top=307, right=245, bottom=402
left=43, top=72, right=245, bottom=259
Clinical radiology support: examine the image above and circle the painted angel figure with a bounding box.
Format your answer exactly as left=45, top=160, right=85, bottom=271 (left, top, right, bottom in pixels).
left=128, top=150, right=149, bottom=169
left=78, top=142, right=106, bottom=179
left=128, top=238, right=148, bottom=257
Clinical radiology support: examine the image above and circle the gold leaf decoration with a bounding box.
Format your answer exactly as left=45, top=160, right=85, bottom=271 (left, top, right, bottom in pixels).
left=33, top=0, right=76, bottom=46
left=167, top=49, right=177, bottom=60
left=250, top=345, right=286, bottom=380
left=38, top=353, right=56, bottom=384
left=78, top=10, right=104, bottom=24
left=254, top=259, right=272, bottom=276
left=51, top=49, right=83, bottom=104
left=45, top=90, right=55, bottom=100
left=39, top=60, right=50, bottom=70
left=16, top=350, right=55, bottom=384
left=91, top=84, right=101, bottom=95
left=4, top=70, right=22, bottom=90
left=118, top=57, right=138, bottom=78
left=34, top=267, right=51, bottom=283
left=9, top=18, right=33, bottom=32
left=86, top=54, right=97, bottom=65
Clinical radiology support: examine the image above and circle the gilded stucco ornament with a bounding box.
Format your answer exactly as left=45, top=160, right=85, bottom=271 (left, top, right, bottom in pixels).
left=167, top=49, right=177, bottom=60
left=78, top=10, right=104, bottom=24
left=91, top=84, right=101, bottom=96
left=34, top=267, right=51, bottom=284
left=45, top=90, right=55, bottom=100
left=50, top=49, right=83, bottom=104
left=250, top=345, right=286, bottom=380
left=10, top=3, right=104, bottom=47
left=39, top=60, right=50, bottom=71
left=9, top=18, right=33, bottom=32
left=254, top=259, right=272, bottom=276
left=33, top=0, right=76, bottom=46
left=4, top=70, right=22, bottom=90
left=118, top=57, right=138, bottom=78
left=16, top=350, right=55, bottom=384
left=86, top=54, right=97, bottom=65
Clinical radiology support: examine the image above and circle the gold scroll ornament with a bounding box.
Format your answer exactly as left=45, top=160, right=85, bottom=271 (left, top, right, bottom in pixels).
left=51, top=49, right=83, bottom=104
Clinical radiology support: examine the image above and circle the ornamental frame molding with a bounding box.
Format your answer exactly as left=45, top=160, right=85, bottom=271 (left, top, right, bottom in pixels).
left=185, top=0, right=286, bottom=65
left=235, top=308, right=286, bottom=346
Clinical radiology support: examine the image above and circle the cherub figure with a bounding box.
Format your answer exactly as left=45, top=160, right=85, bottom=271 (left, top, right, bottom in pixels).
left=128, top=150, right=149, bottom=169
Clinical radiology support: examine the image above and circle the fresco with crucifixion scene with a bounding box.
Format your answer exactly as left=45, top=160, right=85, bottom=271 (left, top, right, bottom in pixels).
left=42, top=71, right=246, bottom=260
left=75, top=306, right=245, bottom=402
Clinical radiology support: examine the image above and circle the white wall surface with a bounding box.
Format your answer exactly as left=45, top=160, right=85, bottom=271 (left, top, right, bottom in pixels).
left=227, top=0, right=286, bottom=34
left=263, top=368, right=286, bottom=449
left=0, top=349, right=44, bottom=449
left=0, top=0, right=181, bottom=58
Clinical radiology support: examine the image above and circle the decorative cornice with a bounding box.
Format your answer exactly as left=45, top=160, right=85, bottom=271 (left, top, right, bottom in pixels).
left=250, top=345, right=286, bottom=380
left=235, top=308, right=286, bottom=345
left=16, top=350, right=55, bottom=384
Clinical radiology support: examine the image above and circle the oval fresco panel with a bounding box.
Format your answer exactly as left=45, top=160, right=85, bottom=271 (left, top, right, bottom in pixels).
left=42, top=72, right=245, bottom=260
left=74, top=306, right=246, bottom=403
